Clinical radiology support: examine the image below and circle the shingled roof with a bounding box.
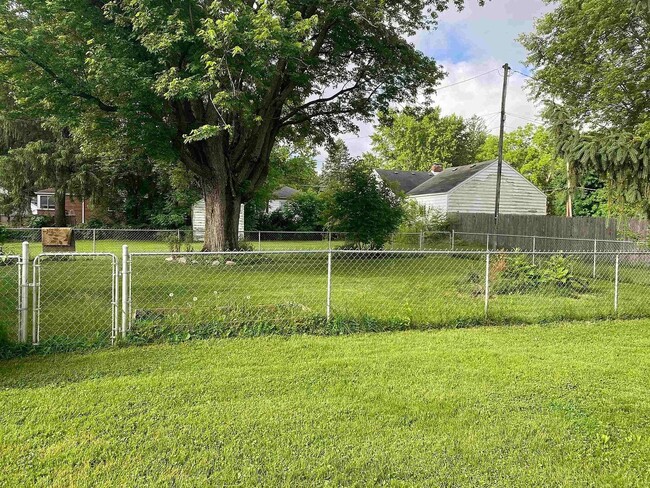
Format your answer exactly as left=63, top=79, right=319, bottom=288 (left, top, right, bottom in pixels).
left=374, top=169, right=434, bottom=193
left=272, top=186, right=299, bottom=199
left=407, top=160, right=495, bottom=196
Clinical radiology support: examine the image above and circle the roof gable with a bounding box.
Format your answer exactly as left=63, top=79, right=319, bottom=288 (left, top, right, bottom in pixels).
left=374, top=169, right=434, bottom=193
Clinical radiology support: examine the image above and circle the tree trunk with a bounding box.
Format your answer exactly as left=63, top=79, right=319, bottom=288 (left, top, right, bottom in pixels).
left=202, top=178, right=242, bottom=251
left=54, top=190, right=67, bottom=227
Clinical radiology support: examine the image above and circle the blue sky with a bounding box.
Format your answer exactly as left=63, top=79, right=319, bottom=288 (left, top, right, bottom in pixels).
left=324, top=0, right=553, bottom=167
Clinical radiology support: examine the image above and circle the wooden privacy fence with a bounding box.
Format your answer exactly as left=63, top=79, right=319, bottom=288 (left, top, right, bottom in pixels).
left=449, top=213, right=619, bottom=250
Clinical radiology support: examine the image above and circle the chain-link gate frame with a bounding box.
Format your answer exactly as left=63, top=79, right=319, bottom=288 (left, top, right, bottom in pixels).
left=32, top=253, right=119, bottom=345
left=0, top=255, right=22, bottom=343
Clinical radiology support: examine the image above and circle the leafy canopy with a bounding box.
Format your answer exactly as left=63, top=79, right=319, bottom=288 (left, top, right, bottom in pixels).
left=0, top=0, right=482, bottom=170
left=369, top=107, right=487, bottom=170
left=521, top=0, right=650, bottom=217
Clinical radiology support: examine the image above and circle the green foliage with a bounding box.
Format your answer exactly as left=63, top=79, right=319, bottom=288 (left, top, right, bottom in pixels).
left=324, top=162, right=405, bottom=249
left=281, top=191, right=326, bottom=231
left=28, top=215, right=53, bottom=228
left=250, top=143, right=319, bottom=207
left=493, top=253, right=590, bottom=296
left=399, top=200, right=452, bottom=233
left=0, top=226, right=7, bottom=248
left=165, top=234, right=182, bottom=253
left=252, top=190, right=325, bottom=232
left=493, top=253, right=542, bottom=294
left=0, top=0, right=471, bottom=248
left=321, top=139, right=352, bottom=190
left=370, top=107, right=488, bottom=170
left=521, top=0, right=650, bottom=217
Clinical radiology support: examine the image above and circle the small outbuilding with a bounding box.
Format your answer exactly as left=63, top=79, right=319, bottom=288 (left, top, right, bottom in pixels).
left=374, top=160, right=547, bottom=215
left=191, top=201, right=245, bottom=241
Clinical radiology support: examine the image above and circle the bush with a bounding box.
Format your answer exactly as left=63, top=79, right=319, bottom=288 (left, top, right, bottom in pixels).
left=399, top=201, right=452, bottom=233
left=29, top=215, right=54, bottom=228
left=281, top=191, right=325, bottom=231
left=324, top=162, right=405, bottom=249
left=492, top=252, right=589, bottom=296
left=253, top=190, right=326, bottom=232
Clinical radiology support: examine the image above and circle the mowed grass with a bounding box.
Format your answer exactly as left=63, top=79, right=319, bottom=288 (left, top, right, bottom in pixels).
left=2, top=320, right=650, bottom=486
left=29, top=251, right=650, bottom=343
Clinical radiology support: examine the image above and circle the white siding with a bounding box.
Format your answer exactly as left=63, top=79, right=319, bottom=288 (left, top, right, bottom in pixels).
left=408, top=193, right=448, bottom=214
left=267, top=199, right=285, bottom=213
left=447, top=162, right=546, bottom=215
left=191, top=200, right=245, bottom=241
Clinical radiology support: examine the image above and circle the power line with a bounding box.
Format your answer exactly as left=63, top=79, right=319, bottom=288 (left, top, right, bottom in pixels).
left=505, top=112, right=545, bottom=125
left=434, top=68, right=501, bottom=92
left=511, top=69, right=534, bottom=80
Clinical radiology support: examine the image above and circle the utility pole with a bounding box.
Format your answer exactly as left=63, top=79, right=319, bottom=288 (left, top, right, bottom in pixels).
left=493, top=63, right=510, bottom=231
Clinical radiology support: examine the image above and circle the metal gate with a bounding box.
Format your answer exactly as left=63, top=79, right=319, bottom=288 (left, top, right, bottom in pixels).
left=0, top=255, right=22, bottom=343
left=32, top=253, right=119, bottom=345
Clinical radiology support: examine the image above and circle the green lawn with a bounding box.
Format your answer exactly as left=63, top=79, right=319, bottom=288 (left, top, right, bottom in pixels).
left=2, top=320, right=650, bottom=486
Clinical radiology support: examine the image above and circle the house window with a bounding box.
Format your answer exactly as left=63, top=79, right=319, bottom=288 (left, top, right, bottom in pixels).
left=39, top=195, right=55, bottom=210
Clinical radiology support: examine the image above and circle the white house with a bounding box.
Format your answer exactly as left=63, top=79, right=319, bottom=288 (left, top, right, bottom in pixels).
left=191, top=201, right=245, bottom=241
left=374, top=160, right=547, bottom=216
left=266, top=185, right=299, bottom=213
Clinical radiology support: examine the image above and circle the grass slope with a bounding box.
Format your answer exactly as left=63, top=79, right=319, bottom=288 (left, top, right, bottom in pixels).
left=2, top=320, right=650, bottom=486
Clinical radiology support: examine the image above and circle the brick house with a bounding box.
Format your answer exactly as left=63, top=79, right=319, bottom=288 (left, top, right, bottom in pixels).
left=34, top=188, right=95, bottom=226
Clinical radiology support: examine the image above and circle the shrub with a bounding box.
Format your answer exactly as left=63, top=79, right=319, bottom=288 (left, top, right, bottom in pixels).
left=280, top=190, right=326, bottom=231
left=493, top=253, right=541, bottom=294
left=540, top=254, right=590, bottom=294
left=29, top=215, right=54, bottom=228
left=492, top=252, right=589, bottom=296
left=324, top=162, right=405, bottom=249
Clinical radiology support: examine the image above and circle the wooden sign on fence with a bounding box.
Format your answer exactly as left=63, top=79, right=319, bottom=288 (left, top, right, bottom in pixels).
left=42, top=227, right=76, bottom=252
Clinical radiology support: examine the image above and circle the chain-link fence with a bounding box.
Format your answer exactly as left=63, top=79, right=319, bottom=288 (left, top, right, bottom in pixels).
left=32, top=253, right=119, bottom=346
left=3, top=227, right=650, bottom=257
left=122, top=250, right=650, bottom=336
left=0, top=255, right=21, bottom=344
left=2, top=246, right=650, bottom=347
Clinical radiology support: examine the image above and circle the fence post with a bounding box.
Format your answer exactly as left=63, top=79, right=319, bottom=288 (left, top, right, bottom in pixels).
left=486, top=233, right=490, bottom=252
left=258, top=231, right=262, bottom=251
left=19, top=241, right=29, bottom=342
left=177, top=229, right=181, bottom=241
left=593, top=239, right=597, bottom=278
left=121, top=245, right=130, bottom=337
left=484, top=251, right=490, bottom=318
left=614, top=254, right=619, bottom=314
left=451, top=230, right=455, bottom=251
left=326, top=250, right=332, bottom=321
left=328, top=231, right=332, bottom=250
left=419, top=231, right=424, bottom=250
left=92, top=229, right=97, bottom=253
left=532, top=236, right=536, bottom=266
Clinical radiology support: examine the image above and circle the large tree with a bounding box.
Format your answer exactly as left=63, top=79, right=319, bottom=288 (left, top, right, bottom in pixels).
left=0, top=0, right=482, bottom=250
left=369, top=106, right=487, bottom=170
left=520, top=0, right=650, bottom=218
